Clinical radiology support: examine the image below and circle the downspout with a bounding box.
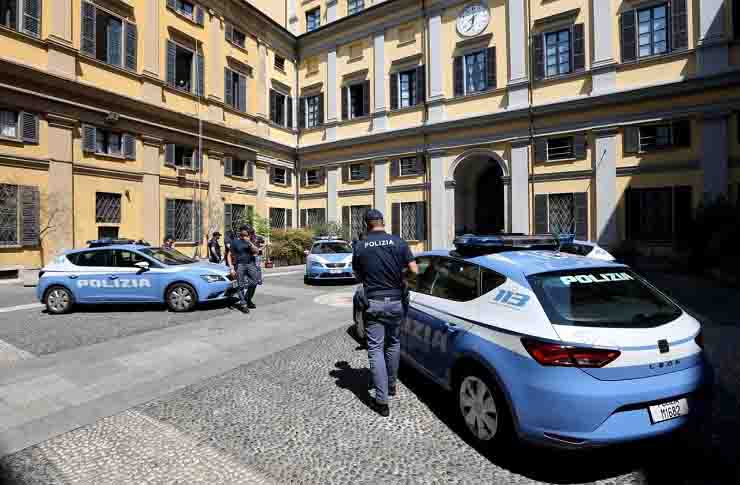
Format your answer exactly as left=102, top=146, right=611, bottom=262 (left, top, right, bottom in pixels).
left=295, top=51, right=301, bottom=232
left=422, top=0, right=430, bottom=250
left=526, top=0, right=534, bottom=234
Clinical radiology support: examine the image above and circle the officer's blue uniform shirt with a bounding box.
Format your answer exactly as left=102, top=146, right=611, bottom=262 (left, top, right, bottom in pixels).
left=230, top=238, right=256, bottom=265
left=352, top=231, right=414, bottom=297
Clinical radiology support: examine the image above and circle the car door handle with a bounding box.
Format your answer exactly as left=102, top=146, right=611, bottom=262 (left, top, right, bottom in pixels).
left=68, top=275, right=78, bottom=279
left=108, top=275, right=119, bottom=280
left=446, top=322, right=459, bottom=333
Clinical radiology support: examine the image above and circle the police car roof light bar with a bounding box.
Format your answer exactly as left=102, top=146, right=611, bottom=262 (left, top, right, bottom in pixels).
left=452, top=234, right=573, bottom=256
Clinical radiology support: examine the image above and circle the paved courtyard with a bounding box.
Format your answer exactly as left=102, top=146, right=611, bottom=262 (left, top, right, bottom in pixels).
left=0, top=269, right=737, bottom=484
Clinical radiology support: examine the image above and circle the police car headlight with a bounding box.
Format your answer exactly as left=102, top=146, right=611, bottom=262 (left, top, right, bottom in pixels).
left=201, top=274, right=226, bottom=283
left=310, top=261, right=324, bottom=268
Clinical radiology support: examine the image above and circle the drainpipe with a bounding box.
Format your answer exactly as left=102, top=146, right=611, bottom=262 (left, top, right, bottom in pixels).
left=526, top=0, right=535, bottom=234
left=422, top=0, right=430, bottom=250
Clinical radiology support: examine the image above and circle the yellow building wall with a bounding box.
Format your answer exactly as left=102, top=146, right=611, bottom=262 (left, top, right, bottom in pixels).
left=617, top=56, right=694, bottom=91
left=0, top=120, right=49, bottom=160
left=0, top=33, right=47, bottom=70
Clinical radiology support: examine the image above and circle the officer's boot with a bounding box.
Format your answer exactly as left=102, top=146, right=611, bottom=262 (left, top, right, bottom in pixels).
left=246, top=286, right=257, bottom=309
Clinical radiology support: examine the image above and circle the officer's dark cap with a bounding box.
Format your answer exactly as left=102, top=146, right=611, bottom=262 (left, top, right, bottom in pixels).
left=364, top=209, right=384, bottom=224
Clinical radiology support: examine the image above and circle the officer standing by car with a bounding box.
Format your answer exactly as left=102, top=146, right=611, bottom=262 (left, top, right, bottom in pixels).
left=229, top=225, right=260, bottom=313
left=208, top=232, right=222, bottom=263
left=352, top=209, right=418, bottom=417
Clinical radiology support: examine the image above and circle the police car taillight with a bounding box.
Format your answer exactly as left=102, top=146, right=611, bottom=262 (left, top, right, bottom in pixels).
left=521, top=338, right=621, bottom=368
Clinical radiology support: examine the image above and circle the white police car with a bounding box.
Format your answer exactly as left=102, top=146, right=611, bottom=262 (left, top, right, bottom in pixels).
left=37, top=244, right=235, bottom=314
left=558, top=239, right=616, bottom=261
left=354, top=235, right=710, bottom=448
left=304, top=238, right=356, bottom=284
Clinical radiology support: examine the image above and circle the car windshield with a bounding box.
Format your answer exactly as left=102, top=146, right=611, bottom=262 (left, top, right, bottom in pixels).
left=527, top=268, right=682, bottom=328
left=312, top=242, right=352, bottom=254
left=139, top=248, right=196, bottom=265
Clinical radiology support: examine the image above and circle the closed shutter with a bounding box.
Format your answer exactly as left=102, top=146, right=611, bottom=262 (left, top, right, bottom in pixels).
left=193, top=148, right=202, bottom=171
left=300, top=170, right=307, bottom=187
left=673, top=119, right=691, bottom=147
left=269, top=90, right=277, bottom=123
left=195, top=53, right=205, bottom=96
left=125, top=22, right=137, bottom=71
left=671, top=0, right=688, bottom=51
left=533, top=33, right=544, bottom=80
left=224, top=204, right=233, bottom=233
left=572, top=23, right=585, bottom=71
left=166, top=41, right=177, bottom=87
left=534, top=138, right=547, bottom=163
left=620, top=11, right=637, bottom=62
left=534, top=194, right=548, bottom=234
left=299, top=97, right=306, bottom=129
left=486, top=46, right=496, bottom=90
left=674, top=186, right=692, bottom=241
left=195, top=6, right=205, bottom=26
left=246, top=161, right=254, bottom=180
left=287, top=97, right=293, bottom=128
left=165, top=143, right=175, bottom=166
left=20, top=186, right=40, bottom=247
left=574, top=192, right=588, bottom=240
left=269, top=166, right=275, bottom=184
left=453, top=56, right=463, bottom=96
left=286, top=209, right=293, bottom=228
left=342, top=206, right=350, bottom=235
left=225, top=23, right=233, bottom=43
left=122, top=134, right=136, bottom=159
left=391, top=159, right=400, bottom=177
left=22, top=0, right=41, bottom=37
left=237, top=73, right=246, bottom=112
left=362, top=80, right=370, bottom=116
left=286, top=169, right=293, bottom=187
left=390, top=72, right=398, bottom=110
left=391, top=203, right=401, bottom=236
left=195, top=201, right=204, bottom=243
left=82, top=125, right=97, bottom=152
left=317, top=93, right=324, bottom=126
left=165, top=199, right=176, bottom=239
left=81, top=1, right=96, bottom=56
left=361, top=163, right=371, bottom=181
left=108, top=18, right=122, bottom=66
left=341, top=86, right=349, bottom=120
left=224, top=156, right=233, bottom=176
left=623, top=126, right=639, bottom=154
left=573, top=133, right=587, bottom=160
left=301, top=209, right=307, bottom=227
left=415, top=201, right=427, bottom=241
left=317, top=208, right=326, bottom=225
left=415, top=154, right=426, bottom=175
left=20, top=112, right=38, bottom=143
left=224, top=68, right=234, bottom=107
left=342, top=164, right=349, bottom=183
left=416, top=65, right=426, bottom=105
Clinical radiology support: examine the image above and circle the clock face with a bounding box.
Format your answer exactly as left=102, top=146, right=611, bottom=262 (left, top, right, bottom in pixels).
left=456, top=3, right=490, bottom=37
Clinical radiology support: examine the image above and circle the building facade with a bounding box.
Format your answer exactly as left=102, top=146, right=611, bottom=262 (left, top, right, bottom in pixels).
left=1, top=0, right=740, bottom=278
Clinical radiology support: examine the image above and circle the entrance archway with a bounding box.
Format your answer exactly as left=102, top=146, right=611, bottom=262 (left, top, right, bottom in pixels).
left=453, top=153, right=505, bottom=236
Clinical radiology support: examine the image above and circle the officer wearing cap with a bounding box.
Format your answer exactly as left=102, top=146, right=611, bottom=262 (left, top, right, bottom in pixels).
left=352, top=209, right=418, bottom=417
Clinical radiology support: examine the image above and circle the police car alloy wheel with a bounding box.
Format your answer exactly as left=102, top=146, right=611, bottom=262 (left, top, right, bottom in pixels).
left=456, top=370, right=510, bottom=445
left=167, top=283, right=196, bottom=312
left=45, top=286, right=73, bottom=314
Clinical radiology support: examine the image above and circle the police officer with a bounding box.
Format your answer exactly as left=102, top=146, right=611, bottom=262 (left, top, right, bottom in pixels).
left=228, top=225, right=260, bottom=314
left=352, top=209, right=418, bottom=417
left=208, top=232, right=222, bottom=263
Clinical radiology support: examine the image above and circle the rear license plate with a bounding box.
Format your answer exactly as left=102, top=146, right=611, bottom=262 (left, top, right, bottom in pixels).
left=649, top=398, right=689, bottom=424
left=329, top=269, right=342, bottom=274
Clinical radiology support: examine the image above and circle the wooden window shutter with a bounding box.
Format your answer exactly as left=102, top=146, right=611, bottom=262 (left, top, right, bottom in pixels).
left=574, top=192, right=588, bottom=240
left=390, top=72, right=399, bottom=110
left=362, top=163, right=371, bottom=181
left=415, top=201, right=427, bottom=241
left=269, top=90, right=277, bottom=123
left=193, top=148, right=202, bottom=171
left=237, top=73, right=246, bottom=112
left=391, top=203, right=401, bottom=236
left=286, top=209, right=293, bottom=228
left=534, top=194, right=548, bottom=234
left=286, top=169, right=293, bottom=187
left=123, top=134, right=136, bottom=159
left=224, top=204, right=233, bottom=233
left=287, top=97, right=293, bottom=128
left=416, top=65, right=425, bottom=105
left=391, top=159, right=400, bottom=178
left=317, top=93, right=324, bottom=126
left=165, top=143, right=175, bottom=166
left=362, top=80, right=370, bottom=116
left=342, top=206, right=350, bottom=233
left=195, top=6, right=205, bottom=26
left=195, top=52, right=205, bottom=96
left=81, top=1, right=96, bottom=56
left=20, top=186, right=40, bottom=246
left=125, top=22, right=137, bottom=71
left=572, top=23, right=585, bottom=71
left=300, top=170, right=306, bottom=187
left=224, top=68, right=234, bottom=107
left=341, top=86, right=349, bottom=120
left=533, top=33, right=544, bottom=80
left=453, top=56, right=464, bottom=96
left=342, top=164, right=349, bottom=183
left=224, top=156, right=233, bottom=176
left=534, top=138, right=547, bottom=163
left=673, top=119, right=691, bottom=147
left=623, top=126, right=639, bottom=154
left=671, top=0, right=688, bottom=51
left=268, top=166, right=275, bottom=184
left=107, top=17, right=122, bottom=66
left=82, top=125, right=97, bottom=152
left=486, top=47, right=496, bottom=89
left=20, top=112, right=38, bottom=143
left=301, top=209, right=307, bottom=227
left=166, top=41, right=177, bottom=87
left=415, top=154, right=426, bottom=175
left=165, top=199, right=176, bottom=239
left=22, top=0, right=41, bottom=37
left=573, top=134, right=587, bottom=160
left=225, top=23, right=233, bottom=43
left=247, top=161, right=255, bottom=179
left=299, top=97, right=306, bottom=129
left=620, top=11, right=637, bottom=62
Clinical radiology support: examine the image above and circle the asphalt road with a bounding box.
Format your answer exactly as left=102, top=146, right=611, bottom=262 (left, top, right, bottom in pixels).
left=0, top=271, right=737, bottom=484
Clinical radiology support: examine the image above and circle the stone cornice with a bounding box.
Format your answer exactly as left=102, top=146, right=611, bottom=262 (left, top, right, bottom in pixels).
left=73, top=164, right=144, bottom=182
left=0, top=154, right=50, bottom=171
left=45, top=113, right=77, bottom=129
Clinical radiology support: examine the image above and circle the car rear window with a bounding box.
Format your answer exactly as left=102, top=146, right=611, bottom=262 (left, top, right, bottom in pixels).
left=527, top=268, right=682, bottom=328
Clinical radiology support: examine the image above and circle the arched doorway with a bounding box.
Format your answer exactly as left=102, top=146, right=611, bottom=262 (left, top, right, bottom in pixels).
left=453, top=154, right=505, bottom=236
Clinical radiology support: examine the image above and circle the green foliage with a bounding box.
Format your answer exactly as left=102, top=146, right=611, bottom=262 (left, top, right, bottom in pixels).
left=229, top=212, right=271, bottom=239
left=310, top=221, right=348, bottom=240
left=269, top=228, right=314, bottom=265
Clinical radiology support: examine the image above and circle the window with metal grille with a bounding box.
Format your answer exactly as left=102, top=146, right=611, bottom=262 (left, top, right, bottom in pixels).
left=0, top=110, right=18, bottom=139
left=350, top=205, right=370, bottom=240
left=348, top=0, right=364, bottom=16
left=638, top=124, right=672, bottom=152
left=548, top=193, right=575, bottom=235
left=274, top=55, right=285, bottom=71
left=464, top=50, right=487, bottom=94
left=230, top=203, right=248, bottom=231
left=638, top=4, right=668, bottom=58
left=305, top=95, right=321, bottom=128
left=627, top=186, right=692, bottom=242
left=306, top=169, right=320, bottom=186
left=400, top=202, right=419, bottom=240
left=1, top=0, right=41, bottom=37
left=545, top=28, right=571, bottom=76
left=0, top=183, right=18, bottom=246
left=270, top=207, right=287, bottom=229
left=273, top=167, right=287, bottom=185
left=306, top=8, right=320, bottom=31
left=399, top=157, right=419, bottom=176
left=305, top=208, right=325, bottom=228
left=174, top=199, right=194, bottom=241
left=96, top=192, right=121, bottom=224
left=398, top=69, right=417, bottom=108
left=546, top=137, right=574, bottom=161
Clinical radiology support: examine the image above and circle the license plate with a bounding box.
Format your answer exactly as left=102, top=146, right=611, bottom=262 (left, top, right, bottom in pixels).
left=648, top=398, right=689, bottom=424
left=329, top=269, right=342, bottom=274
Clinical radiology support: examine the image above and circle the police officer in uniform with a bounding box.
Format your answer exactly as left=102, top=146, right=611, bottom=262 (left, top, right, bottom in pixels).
left=228, top=225, right=260, bottom=314
left=352, top=209, right=418, bottom=417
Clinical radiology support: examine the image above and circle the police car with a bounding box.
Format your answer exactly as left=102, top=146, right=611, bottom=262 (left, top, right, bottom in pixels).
left=353, top=235, right=710, bottom=448
left=558, top=239, right=616, bottom=261
left=37, top=243, right=235, bottom=314
left=304, top=237, right=356, bottom=284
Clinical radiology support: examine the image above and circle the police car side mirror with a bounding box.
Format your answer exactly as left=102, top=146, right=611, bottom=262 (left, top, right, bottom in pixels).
left=135, top=261, right=150, bottom=272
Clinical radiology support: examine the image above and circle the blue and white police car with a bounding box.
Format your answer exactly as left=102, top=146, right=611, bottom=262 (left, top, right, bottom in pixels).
left=37, top=243, right=235, bottom=314
left=304, top=238, right=356, bottom=284
left=354, top=235, right=710, bottom=448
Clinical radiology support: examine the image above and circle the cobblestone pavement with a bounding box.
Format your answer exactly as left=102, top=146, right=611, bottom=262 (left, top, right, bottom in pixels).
left=0, top=271, right=738, bottom=484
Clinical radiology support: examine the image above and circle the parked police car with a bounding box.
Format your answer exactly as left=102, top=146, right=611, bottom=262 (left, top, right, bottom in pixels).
left=353, top=235, right=710, bottom=448
left=304, top=238, right=356, bottom=284
left=37, top=242, right=235, bottom=314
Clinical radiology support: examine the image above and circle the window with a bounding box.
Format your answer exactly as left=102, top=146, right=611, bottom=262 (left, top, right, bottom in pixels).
left=81, top=2, right=137, bottom=71
left=232, top=159, right=247, bottom=178
left=82, top=125, right=136, bottom=159
left=534, top=193, right=588, bottom=239
left=0, top=183, right=38, bottom=246
left=637, top=5, right=668, bottom=58
left=73, top=250, right=111, bottom=267
left=306, top=169, right=320, bottom=186
left=274, top=55, right=285, bottom=72
left=407, top=256, right=434, bottom=293
left=168, top=0, right=204, bottom=24
left=626, top=186, right=692, bottom=242
left=348, top=82, right=368, bottom=119
left=270, top=207, right=291, bottom=229
left=481, top=269, right=506, bottom=295
left=347, top=205, right=370, bottom=241
left=110, top=250, right=147, bottom=268
left=430, top=258, right=480, bottom=302
left=625, top=120, right=691, bottom=154
left=0, top=109, right=37, bottom=143
left=306, top=8, right=320, bottom=32
left=166, top=41, right=203, bottom=96
left=347, top=0, right=364, bottom=15
left=270, top=89, right=291, bottom=127
left=165, top=199, right=200, bottom=242
left=545, top=29, right=570, bottom=76
left=272, top=167, right=287, bottom=185
left=98, top=226, right=119, bottom=239
left=535, top=134, right=585, bottom=163
left=0, top=183, right=18, bottom=246
left=173, top=0, right=194, bottom=18
left=225, top=68, right=247, bottom=112
left=621, top=2, right=685, bottom=62
left=0, top=110, right=17, bottom=139
left=464, top=50, right=487, bottom=95
left=399, top=201, right=426, bottom=241
left=398, top=69, right=417, bottom=108
left=312, top=241, right=352, bottom=254
left=95, top=192, right=121, bottom=224
left=226, top=25, right=246, bottom=48
left=546, top=137, right=574, bottom=161
left=350, top=163, right=367, bottom=181
left=165, top=143, right=200, bottom=170
left=304, top=94, right=321, bottom=128
left=396, top=156, right=424, bottom=177
left=0, top=0, right=41, bottom=37
left=225, top=203, right=253, bottom=232
left=301, top=208, right=326, bottom=228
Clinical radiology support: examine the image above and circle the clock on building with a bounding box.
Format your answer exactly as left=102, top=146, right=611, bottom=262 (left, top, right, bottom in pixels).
left=456, top=3, right=490, bottom=37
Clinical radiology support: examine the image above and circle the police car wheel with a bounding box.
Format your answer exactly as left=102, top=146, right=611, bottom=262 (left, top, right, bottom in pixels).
left=45, top=286, right=73, bottom=314
left=166, top=284, right=197, bottom=312
left=456, top=371, right=510, bottom=446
